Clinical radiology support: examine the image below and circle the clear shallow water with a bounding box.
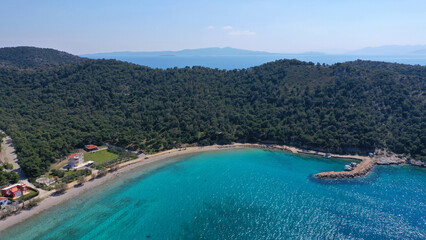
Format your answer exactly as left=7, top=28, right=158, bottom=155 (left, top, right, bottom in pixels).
left=85, top=55, right=426, bottom=69
left=1, top=149, right=425, bottom=239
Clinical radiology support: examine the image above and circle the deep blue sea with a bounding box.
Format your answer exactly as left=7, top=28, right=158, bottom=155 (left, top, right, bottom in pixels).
left=85, top=55, right=426, bottom=69
left=2, top=149, right=425, bottom=239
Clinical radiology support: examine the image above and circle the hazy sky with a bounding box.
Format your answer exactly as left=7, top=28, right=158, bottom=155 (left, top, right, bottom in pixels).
left=1, top=0, right=425, bottom=54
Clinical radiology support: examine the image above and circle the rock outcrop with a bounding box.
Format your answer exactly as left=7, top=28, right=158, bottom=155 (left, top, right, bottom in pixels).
left=375, top=149, right=407, bottom=165
left=408, top=159, right=426, bottom=167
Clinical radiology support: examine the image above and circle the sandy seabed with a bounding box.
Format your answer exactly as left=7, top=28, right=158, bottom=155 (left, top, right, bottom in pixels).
left=0, top=144, right=266, bottom=232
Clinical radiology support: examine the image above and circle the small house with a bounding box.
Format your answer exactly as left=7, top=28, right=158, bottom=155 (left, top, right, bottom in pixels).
left=68, top=153, right=84, bottom=169
left=1, top=183, right=28, bottom=199
left=84, top=145, right=98, bottom=151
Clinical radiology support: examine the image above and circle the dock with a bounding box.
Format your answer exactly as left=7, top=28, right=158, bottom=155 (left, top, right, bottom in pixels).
left=315, top=156, right=377, bottom=179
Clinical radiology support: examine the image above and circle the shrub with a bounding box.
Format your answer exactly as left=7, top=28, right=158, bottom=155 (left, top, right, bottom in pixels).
left=24, top=198, right=41, bottom=210
left=3, top=163, right=13, bottom=170
left=55, top=183, right=68, bottom=194
left=96, top=170, right=107, bottom=178
left=77, top=176, right=86, bottom=185
left=108, top=146, right=138, bottom=160
left=61, top=169, right=92, bottom=183
left=33, top=182, right=53, bottom=191
left=7, top=171, right=19, bottom=183
left=109, top=166, right=119, bottom=172
left=51, top=169, right=65, bottom=178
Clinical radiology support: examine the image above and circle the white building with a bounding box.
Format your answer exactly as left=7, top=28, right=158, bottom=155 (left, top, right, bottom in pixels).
left=68, top=153, right=84, bottom=169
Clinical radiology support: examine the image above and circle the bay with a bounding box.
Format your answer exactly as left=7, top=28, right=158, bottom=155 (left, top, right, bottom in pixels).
left=84, top=55, right=426, bottom=70
left=1, top=149, right=425, bottom=239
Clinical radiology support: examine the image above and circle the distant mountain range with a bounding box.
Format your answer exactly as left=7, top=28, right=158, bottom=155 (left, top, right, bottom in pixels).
left=81, top=47, right=281, bottom=58
left=2, top=46, right=424, bottom=71
left=81, top=45, right=426, bottom=59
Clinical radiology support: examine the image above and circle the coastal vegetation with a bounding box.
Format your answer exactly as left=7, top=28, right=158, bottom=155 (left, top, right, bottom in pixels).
left=3, top=162, right=13, bottom=170
left=55, top=183, right=68, bottom=194
left=61, top=169, right=92, bottom=184
left=96, top=170, right=107, bottom=178
left=77, top=175, right=86, bottom=186
left=0, top=47, right=424, bottom=180
left=50, top=169, right=65, bottom=178
left=0, top=166, right=20, bottom=188
left=23, top=198, right=41, bottom=210
left=0, top=131, right=5, bottom=152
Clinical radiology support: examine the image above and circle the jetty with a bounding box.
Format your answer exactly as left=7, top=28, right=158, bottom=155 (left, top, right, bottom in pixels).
left=220, top=143, right=380, bottom=179
left=315, top=156, right=377, bottom=179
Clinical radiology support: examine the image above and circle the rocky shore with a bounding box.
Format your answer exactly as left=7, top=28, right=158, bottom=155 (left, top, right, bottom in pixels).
left=408, top=159, right=426, bottom=167
left=315, top=149, right=425, bottom=179
left=375, top=150, right=425, bottom=167
left=375, top=149, right=407, bottom=165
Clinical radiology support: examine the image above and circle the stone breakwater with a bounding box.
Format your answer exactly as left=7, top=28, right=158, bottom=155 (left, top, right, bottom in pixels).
left=315, top=157, right=377, bottom=179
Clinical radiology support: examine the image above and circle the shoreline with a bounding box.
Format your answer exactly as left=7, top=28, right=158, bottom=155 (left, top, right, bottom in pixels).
left=0, top=144, right=253, bottom=232
left=0, top=143, right=420, bottom=232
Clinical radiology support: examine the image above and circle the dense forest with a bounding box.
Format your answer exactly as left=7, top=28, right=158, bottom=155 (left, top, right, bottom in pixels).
left=0, top=167, right=19, bottom=188
left=0, top=46, right=85, bottom=68
left=0, top=47, right=424, bottom=179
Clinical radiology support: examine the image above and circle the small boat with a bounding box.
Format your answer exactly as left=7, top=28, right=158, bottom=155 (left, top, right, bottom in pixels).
left=344, top=165, right=352, bottom=171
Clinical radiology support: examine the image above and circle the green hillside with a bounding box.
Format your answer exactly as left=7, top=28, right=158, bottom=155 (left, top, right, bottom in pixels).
left=0, top=48, right=424, bottom=179
left=0, top=46, right=86, bottom=68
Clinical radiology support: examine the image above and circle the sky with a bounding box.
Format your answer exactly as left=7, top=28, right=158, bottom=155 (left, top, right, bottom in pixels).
left=1, top=0, right=426, bottom=54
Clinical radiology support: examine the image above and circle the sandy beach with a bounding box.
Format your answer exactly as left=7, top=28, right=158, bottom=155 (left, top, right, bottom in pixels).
left=0, top=142, right=374, bottom=232
left=0, top=144, right=257, bottom=232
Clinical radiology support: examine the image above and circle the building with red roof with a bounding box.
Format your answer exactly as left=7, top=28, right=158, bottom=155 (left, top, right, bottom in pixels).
left=1, top=183, right=28, bottom=199
left=84, top=145, right=98, bottom=151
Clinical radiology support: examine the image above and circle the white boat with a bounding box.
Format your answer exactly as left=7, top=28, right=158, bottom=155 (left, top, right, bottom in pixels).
left=344, top=165, right=352, bottom=171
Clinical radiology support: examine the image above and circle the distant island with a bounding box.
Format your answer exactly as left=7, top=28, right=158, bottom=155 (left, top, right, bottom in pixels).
left=80, top=46, right=426, bottom=70
left=81, top=47, right=282, bottom=58
left=82, top=45, right=426, bottom=59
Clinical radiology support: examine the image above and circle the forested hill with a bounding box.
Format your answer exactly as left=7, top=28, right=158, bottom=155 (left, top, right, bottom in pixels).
left=0, top=46, right=86, bottom=68
left=0, top=50, right=424, bottom=179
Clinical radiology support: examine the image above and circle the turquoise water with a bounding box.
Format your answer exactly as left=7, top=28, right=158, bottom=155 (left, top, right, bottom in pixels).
left=1, top=149, right=425, bottom=239
left=84, top=55, right=426, bottom=69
